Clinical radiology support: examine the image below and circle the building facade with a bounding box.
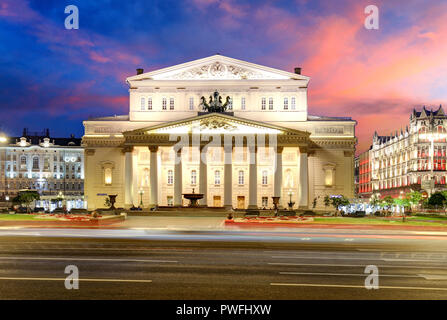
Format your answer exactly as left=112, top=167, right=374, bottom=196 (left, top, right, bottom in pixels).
left=82, top=55, right=356, bottom=210
left=357, top=106, right=447, bottom=199
left=0, top=129, right=85, bottom=210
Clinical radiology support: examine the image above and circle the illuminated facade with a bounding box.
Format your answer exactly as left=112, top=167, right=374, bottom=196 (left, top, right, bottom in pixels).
left=0, top=129, right=85, bottom=210
left=82, top=55, right=356, bottom=210
left=358, top=106, right=447, bottom=198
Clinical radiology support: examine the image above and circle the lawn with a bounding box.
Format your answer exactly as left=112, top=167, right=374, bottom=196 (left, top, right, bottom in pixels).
left=312, top=216, right=447, bottom=227
left=0, top=214, right=59, bottom=221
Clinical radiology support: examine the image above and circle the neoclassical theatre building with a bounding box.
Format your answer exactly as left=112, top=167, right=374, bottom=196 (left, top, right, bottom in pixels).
left=82, top=55, right=356, bottom=210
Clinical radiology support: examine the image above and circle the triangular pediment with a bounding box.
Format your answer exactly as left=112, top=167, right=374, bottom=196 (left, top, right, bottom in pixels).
left=125, top=113, right=310, bottom=136
left=127, top=55, right=308, bottom=81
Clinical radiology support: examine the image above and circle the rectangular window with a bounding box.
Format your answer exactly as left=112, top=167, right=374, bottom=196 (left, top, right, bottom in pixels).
left=291, top=97, right=296, bottom=110
left=241, top=97, right=246, bottom=110
left=191, top=170, right=197, bottom=185
left=189, top=97, right=194, bottom=110
left=170, top=98, right=175, bottom=110
left=262, top=170, right=268, bottom=185
left=214, top=170, right=221, bottom=185
left=140, top=97, right=145, bottom=111
left=162, top=98, right=167, bottom=110
left=262, top=196, right=268, bottom=208
left=269, top=97, right=273, bottom=110
left=261, top=97, right=266, bottom=110
left=284, top=97, right=288, bottom=110
left=167, top=196, right=173, bottom=207
left=238, top=170, right=244, bottom=185
left=167, top=170, right=173, bottom=184
left=228, top=97, right=233, bottom=110
left=147, top=97, right=152, bottom=110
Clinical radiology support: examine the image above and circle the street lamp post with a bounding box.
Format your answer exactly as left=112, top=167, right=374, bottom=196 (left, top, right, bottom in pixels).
left=287, top=189, right=295, bottom=210
left=138, top=188, right=144, bottom=208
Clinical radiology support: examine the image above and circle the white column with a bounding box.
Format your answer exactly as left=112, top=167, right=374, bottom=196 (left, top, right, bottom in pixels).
left=199, top=146, right=207, bottom=206
left=274, top=146, right=283, bottom=198
left=224, top=145, right=233, bottom=209
left=174, top=148, right=182, bottom=206
left=124, top=147, right=133, bottom=208
left=248, top=146, right=258, bottom=209
left=298, top=147, right=309, bottom=208
left=149, top=146, right=158, bottom=208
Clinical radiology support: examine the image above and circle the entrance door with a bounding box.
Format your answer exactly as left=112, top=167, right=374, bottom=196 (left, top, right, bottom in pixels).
left=213, top=196, right=221, bottom=207
left=237, top=196, right=245, bottom=209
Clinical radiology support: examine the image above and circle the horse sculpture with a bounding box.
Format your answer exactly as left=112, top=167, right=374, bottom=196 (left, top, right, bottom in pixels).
left=200, top=90, right=231, bottom=113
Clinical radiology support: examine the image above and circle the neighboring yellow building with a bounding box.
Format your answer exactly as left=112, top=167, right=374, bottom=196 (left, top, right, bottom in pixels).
left=82, top=55, right=356, bottom=210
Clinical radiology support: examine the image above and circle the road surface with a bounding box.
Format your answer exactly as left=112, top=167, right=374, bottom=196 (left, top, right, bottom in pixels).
left=0, top=228, right=447, bottom=299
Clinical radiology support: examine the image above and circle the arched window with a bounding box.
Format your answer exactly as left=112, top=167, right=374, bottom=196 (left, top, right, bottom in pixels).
left=20, top=156, right=27, bottom=170
left=32, top=157, right=39, bottom=171
left=238, top=170, right=244, bottom=185
left=291, top=97, right=296, bottom=110
left=241, top=97, right=246, bottom=110
left=104, top=168, right=112, bottom=185
left=214, top=170, right=221, bottom=185
left=167, top=170, right=173, bottom=185
left=262, top=170, right=268, bottom=185
left=191, top=170, right=197, bottom=185
left=261, top=97, right=266, bottom=110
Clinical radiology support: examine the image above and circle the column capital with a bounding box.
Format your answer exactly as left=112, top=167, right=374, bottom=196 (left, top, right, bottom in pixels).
left=122, top=146, right=133, bottom=154
left=298, top=146, right=308, bottom=154
left=148, top=146, right=159, bottom=153
left=276, top=146, right=284, bottom=153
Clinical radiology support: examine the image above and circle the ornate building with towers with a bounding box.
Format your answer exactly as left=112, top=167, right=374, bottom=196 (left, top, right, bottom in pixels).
left=357, top=106, right=447, bottom=199
left=82, top=55, right=356, bottom=210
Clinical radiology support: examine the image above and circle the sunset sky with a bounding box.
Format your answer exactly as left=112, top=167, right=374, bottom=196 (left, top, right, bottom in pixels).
left=0, top=0, right=446, bottom=153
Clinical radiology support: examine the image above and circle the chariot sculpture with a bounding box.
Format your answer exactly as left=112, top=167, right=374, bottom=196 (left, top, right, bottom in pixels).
left=200, top=90, right=231, bottom=113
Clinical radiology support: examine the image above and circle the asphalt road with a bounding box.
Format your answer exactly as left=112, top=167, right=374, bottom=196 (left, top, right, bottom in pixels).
left=1, top=230, right=447, bottom=299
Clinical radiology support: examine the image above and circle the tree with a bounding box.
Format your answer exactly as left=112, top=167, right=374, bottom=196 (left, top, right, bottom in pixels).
left=406, top=191, right=422, bottom=210
left=323, top=195, right=331, bottom=210
left=428, top=192, right=446, bottom=208
left=12, top=191, right=40, bottom=213
left=330, top=195, right=350, bottom=216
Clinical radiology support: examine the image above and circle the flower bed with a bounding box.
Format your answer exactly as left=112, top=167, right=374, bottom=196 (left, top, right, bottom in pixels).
left=32, top=213, right=101, bottom=222
left=225, top=216, right=314, bottom=227
left=0, top=213, right=125, bottom=227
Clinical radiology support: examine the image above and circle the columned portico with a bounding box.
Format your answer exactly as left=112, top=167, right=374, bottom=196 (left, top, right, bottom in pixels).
left=149, top=146, right=158, bottom=208
left=82, top=55, right=356, bottom=211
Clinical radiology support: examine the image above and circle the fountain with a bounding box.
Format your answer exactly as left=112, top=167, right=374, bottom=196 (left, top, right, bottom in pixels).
left=182, top=188, right=204, bottom=207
